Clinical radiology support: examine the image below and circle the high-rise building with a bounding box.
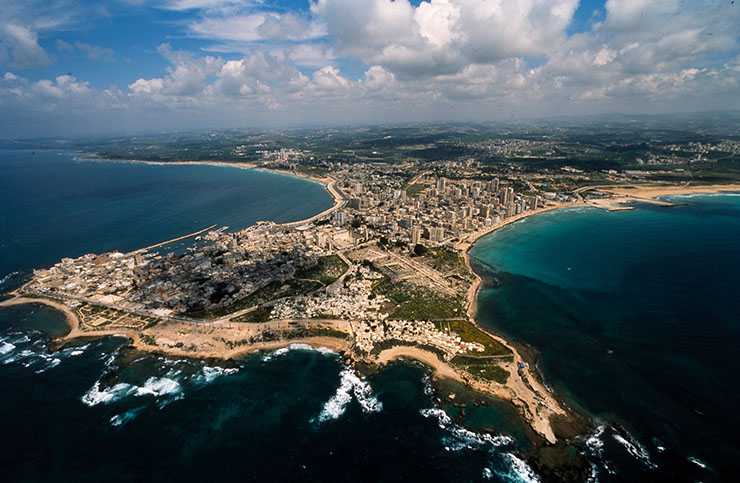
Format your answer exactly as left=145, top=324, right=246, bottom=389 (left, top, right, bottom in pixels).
left=333, top=211, right=347, bottom=224
left=436, top=177, right=447, bottom=190
left=411, top=227, right=422, bottom=245
left=488, top=178, right=499, bottom=193
left=430, top=227, right=445, bottom=243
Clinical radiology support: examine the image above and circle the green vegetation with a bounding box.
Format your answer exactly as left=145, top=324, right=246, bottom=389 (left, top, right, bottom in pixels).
left=405, top=183, right=428, bottom=196
left=293, top=255, right=349, bottom=285
left=233, top=306, right=273, bottom=323
left=139, top=334, right=157, bottom=346
left=372, top=278, right=466, bottom=320
left=434, top=320, right=512, bottom=357
left=295, top=165, right=331, bottom=177
left=188, top=279, right=322, bottom=320
left=451, top=356, right=509, bottom=384
left=421, top=247, right=469, bottom=274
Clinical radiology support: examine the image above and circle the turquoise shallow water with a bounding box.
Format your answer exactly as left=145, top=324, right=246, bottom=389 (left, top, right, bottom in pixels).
left=3, top=149, right=738, bottom=481
left=0, top=150, right=537, bottom=482
left=470, top=195, right=740, bottom=481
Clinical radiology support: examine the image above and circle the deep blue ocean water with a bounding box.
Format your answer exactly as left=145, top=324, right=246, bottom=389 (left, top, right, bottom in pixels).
left=2, top=149, right=738, bottom=481
left=471, top=196, right=740, bottom=481
left=0, top=151, right=535, bottom=482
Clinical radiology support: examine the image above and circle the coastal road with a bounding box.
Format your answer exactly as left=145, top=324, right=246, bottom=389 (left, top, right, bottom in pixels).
left=279, top=178, right=346, bottom=229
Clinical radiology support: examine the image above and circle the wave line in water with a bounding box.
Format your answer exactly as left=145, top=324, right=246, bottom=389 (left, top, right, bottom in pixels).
left=313, top=367, right=382, bottom=423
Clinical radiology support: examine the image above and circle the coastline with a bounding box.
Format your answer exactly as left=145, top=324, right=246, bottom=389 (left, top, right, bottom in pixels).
left=4, top=163, right=738, bottom=446
left=80, top=157, right=345, bottom=226
left=604, top=182, right=740, bottom=199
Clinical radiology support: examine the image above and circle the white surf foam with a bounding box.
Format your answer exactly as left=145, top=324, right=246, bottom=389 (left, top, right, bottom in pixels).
left=612, top=434, right=657, bottom=469
left=195, top=365, right=239, bottom=384
left=585, top=425, right=606, bottom=457
left=137, top=376, right=181, bottom=397
left=110, top=406, right=145, bottom=427
left=262, top=343, right=335, bottom=362
left=0, top=271, right=18, bottom=285
left=314, top=368, right=382, bottom=423
left=82, top=380, right=136, bottom=406
left=0, top=341, right=15, bottom=355
left=420, top=407, right=513, bottom=450
left=506, top=454, right=540, bottom=483
left=687, top=456, right=708, bottom=470
left=59, top=343, right=90, bottom=358
left=82, top=375, right=182, bottom=407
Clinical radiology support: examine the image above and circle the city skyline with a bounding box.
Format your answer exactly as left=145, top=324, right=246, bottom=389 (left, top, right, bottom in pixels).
left=2, top=0, right=740, bottom=138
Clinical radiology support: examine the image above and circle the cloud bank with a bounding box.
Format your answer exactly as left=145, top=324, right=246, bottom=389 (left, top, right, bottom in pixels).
left=1, top=0, right=739, bottom=137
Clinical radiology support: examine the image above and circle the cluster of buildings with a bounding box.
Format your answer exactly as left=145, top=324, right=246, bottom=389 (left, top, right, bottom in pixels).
left=464, top=138, right=557, bottom=158
left=25, top=163, right=546, bottom=335
left=30, top=252, right=137, bottom=303
left=270, top=268, right=387, bottom=321
left=28, top=221, right=330, bottom=315
left=331, top=170, right=541, bottom=247
left=353, top=319, right=485, bottom=359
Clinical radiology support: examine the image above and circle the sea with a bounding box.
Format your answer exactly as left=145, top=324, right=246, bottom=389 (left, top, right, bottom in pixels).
left=470, top=197, right=740, bottom=481
left=1, top=149, right=737, bottom=481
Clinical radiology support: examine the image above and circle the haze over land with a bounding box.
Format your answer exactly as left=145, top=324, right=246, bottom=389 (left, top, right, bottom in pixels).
left=2, top=0, right=740, bottom=138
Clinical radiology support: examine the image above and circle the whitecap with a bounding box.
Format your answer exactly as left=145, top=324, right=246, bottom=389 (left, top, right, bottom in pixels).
left=687, top=456, right=708, bottom=470
left=59, top=343, right=90, bottom=358
left=82, top=375, right=182, bottom=407
left=314, top=368, right=382, bottom=423
left=420, top=407, right=513, bottom=451
left=0, top=341, right=15, bottom=356
left=0, top=271, right=19, bottom=285
left=136, top=377, right=181, bottom=397
left=585, top=425, right=606, bottom=457
left=195, top=365, right=239, bottom=384
left=82, top=380, right=136, bottom=406
left=262, top=343, right=335, bottom=362
left=110, top=406, right=145, bottom=427
left=506, top=454, right=540, bottom=483
left=612, top=434, right=657, bottom=469
left=34, top=357, right=61, bottom=373
left=421, top=374, right=434, bottom=396
left=9, top=335, right=30, bottom=345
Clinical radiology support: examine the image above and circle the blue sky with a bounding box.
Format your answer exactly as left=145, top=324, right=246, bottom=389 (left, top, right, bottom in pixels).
left=1, top=0, right=739, bottom=138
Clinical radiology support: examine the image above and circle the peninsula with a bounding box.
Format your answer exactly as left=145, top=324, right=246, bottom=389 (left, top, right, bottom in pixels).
left=3, top=134, right=740, bottom=448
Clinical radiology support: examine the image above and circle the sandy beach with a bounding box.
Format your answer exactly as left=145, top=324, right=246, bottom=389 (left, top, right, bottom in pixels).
left=604, top=183, right=740, bottom=199
left=8, top=166, right=738, bottom=445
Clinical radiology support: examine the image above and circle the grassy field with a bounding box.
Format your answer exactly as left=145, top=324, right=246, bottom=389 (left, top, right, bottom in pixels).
left=233, top=306, right=273, bottom=323
left=294, top=255, right=349, bottom=285
left=188, top=279, right=322, bottom=320
left=405, top=183, right=428, bottom=197
left=451, top=357, right=509, bottom=384
left=372, top=278, right=466, bottom=320
left=433, top=320, right=512, bottom=357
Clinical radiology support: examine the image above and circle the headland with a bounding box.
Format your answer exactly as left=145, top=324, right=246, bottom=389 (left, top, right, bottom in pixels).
left=4, top=153, right=737, bottom=449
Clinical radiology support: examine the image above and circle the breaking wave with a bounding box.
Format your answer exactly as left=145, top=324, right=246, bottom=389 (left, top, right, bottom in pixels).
left=0, top=271, right=19, bottom=286
left=687, top=456, right=709, bottom=470
left=194, top=365, right=239, bottom=385
left=419, top=407, right=539, bottom=482
left=585, top=425, right=606, bottom=457
left=262, top=343, right=335, bottom=362
left=314, top=367, right=382, bottom=423
left=110, top=406, right=146, bottom=427
left=612, top=433, right=657, bottom=469
left=82, top=376, right=182, bottom=407
left=0, top=340, right=15, bottom=356
left=420, top=407, right=513, bottom=450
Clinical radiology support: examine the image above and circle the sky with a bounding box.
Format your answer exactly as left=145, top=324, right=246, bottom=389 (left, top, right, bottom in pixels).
left=1, top=0, right=739, bottom=138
